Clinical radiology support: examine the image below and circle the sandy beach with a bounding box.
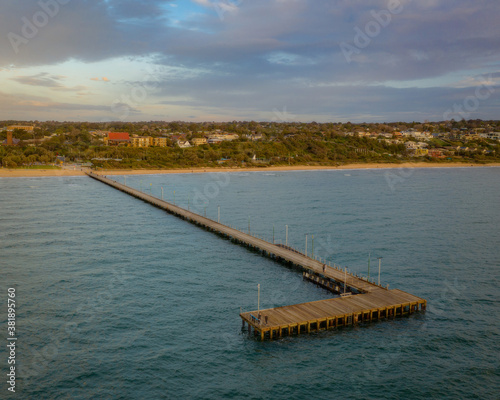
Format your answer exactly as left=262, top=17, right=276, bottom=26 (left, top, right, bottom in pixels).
left=1, top=162, right=499, bottom=177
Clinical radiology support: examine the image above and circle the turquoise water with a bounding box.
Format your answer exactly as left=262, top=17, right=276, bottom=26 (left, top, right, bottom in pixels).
left=1, top=167, right=499, bottom=399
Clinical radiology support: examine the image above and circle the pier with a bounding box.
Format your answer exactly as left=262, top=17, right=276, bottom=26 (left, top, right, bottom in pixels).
left=87, top=172, right=426, bottom=339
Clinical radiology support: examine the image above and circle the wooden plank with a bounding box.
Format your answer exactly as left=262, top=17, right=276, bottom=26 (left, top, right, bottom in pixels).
left=241, top=288, right=426, bottom=333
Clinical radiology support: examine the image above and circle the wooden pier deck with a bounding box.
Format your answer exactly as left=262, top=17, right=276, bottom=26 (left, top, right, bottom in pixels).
left=240, top=289, right=426, bottom=340
left=87, top=172, right=426, bottom=339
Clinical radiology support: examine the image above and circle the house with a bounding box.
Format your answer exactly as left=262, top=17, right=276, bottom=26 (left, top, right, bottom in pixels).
left=177, top=140, right=192, bottom=148
left=104, top=132, right=130, bottom=146
left=89, top=130, right=108, bottom=137
left=207, top=134, right=238, bottom=142
left=191, top=138, right=208, bottom=146
left=223, top=134, right=239, bottom=141
left=428, top=149, right=445, bottom=158
left=413, top=148, right=429, bottom=157
left=480, top=132, right=500, bottom=141
left=405, top=141, right=419, bottom=150
left=246, top=133, right=264, bottom=141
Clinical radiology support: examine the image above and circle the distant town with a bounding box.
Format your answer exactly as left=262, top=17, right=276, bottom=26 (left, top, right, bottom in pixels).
left=1, top=120, right=499, bottom=169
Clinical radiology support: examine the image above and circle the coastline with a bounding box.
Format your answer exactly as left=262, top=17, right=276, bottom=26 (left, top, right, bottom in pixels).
left=1, top=162, right=499, bottom=177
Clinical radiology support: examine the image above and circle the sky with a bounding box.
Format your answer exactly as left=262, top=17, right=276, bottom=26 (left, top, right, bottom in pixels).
left=0, top=0, right=499, bottom=123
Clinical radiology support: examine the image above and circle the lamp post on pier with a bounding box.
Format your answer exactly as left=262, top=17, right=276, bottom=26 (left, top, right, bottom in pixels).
left=344, top=267, right=348, bottom=294
left=257, top=284, right=260, bottom=314
left=378, top=257, right=383, bottom=286
left=312, top=235, right=314, bottom=258
left=368, top=251, right=371, bottom=281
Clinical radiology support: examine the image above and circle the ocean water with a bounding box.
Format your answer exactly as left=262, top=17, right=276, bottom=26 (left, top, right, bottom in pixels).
left=1, top=167, right=499, bottom=399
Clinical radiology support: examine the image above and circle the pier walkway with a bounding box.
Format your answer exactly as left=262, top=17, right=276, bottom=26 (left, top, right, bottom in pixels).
left=87, top=172, right=426, bottom=339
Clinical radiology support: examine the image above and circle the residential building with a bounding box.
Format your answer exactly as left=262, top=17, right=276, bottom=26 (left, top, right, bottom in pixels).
left=405, top=141, right=419, bottom=150
left=89, top=130, right=109, bottom=137
left=413, top=148, right=429, bottom=157
left=6, top=125, right=34, bottom=132
left=480, top=132, right=500, bottom=140
left=153, top=137, right=169, bottom=147
left=130, top=136, right=153, bottom=147
left=177, top=140, right=192, bottom=148
left=191, top=138, right=208, bottom=146
left=428, top=149, right=445, bottom=158
left=246, top=133, right=264, bottom=141
left=207, top=133, right=238, bottom=142
left=104, top=132, right=130, bottom=146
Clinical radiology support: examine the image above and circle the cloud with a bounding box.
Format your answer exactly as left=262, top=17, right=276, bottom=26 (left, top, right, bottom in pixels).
left=0, top=90, right=123, bottom=121
left=0, top=0, right=499, bottom=121
left=2, top=0, right=499, bottom=84
left=11, top=72, right=87, bottom=92
left=11, top=72, right=66, bottom=88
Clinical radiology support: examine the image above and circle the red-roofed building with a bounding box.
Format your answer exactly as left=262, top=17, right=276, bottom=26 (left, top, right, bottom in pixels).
left=104, top=132, right=130, bottom=146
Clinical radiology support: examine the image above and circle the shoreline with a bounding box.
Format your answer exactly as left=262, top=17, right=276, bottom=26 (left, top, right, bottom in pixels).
left=1, top=162, right=499, bottom=177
